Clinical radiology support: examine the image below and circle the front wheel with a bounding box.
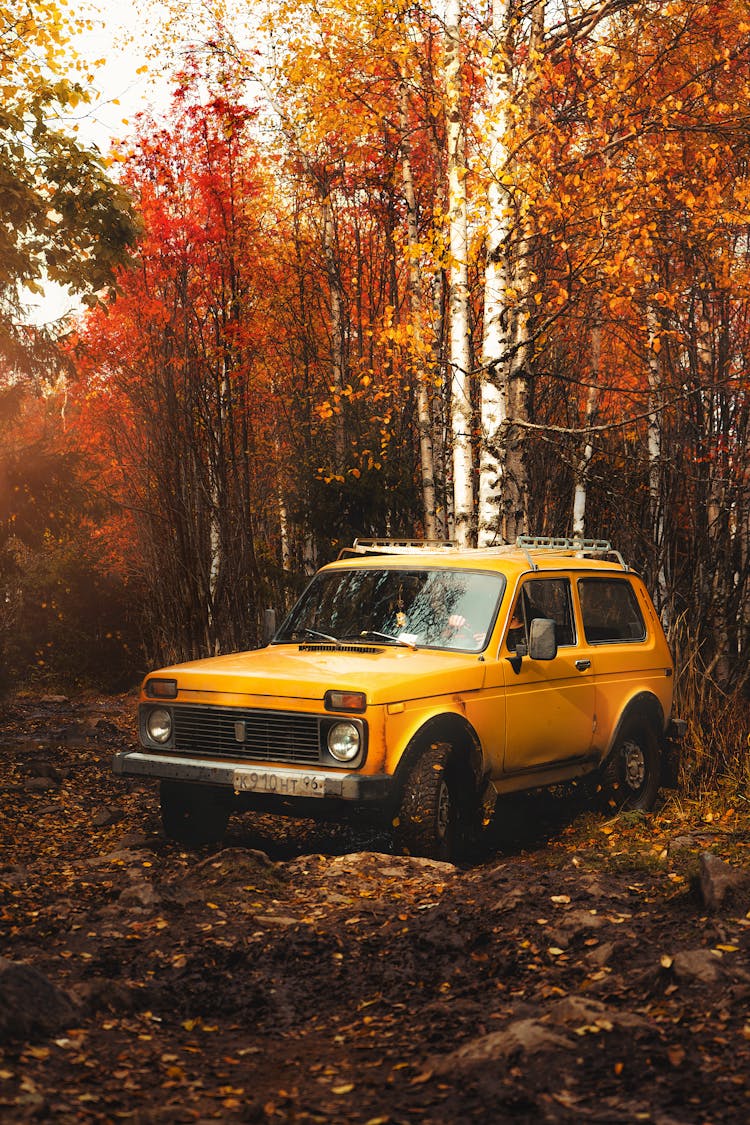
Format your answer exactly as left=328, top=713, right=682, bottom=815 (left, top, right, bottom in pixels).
left=160, top=781, right=230, bottom=847
left=393, top=743, right=474, bottom=860
left=601, top=718, right=661, bottom=811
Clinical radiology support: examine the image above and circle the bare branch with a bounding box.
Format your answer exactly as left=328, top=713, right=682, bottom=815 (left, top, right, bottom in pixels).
left=545, top=0, right=643, bottom=55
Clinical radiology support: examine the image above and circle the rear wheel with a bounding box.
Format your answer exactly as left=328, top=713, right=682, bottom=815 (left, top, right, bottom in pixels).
left=160, top=781, right=230, bottom=847
left=601, top=718, right=661, bottom=811
left=393, top=743, right=475, bottom=860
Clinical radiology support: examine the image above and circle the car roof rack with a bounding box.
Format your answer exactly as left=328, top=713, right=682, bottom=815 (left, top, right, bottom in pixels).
left=337, top=535, right=628, bottom=568
left=339, top=537, right=457, bottom=558
left=516, top=535, right=628, bottom=570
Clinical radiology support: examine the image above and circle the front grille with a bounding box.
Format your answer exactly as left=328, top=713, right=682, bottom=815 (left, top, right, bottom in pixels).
left=172, top=705, right=322, bottom=764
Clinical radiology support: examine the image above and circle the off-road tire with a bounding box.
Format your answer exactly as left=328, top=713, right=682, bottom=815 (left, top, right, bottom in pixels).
left=393, top=742, right=474, bottom=860
left=601, top=717, right=661, bottom=812
left=160, top=781, right=230, bottom=847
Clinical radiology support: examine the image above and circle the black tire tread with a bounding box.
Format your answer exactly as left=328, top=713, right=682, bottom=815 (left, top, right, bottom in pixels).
left=601, top=717, right=661, bottom=812
left=393, top=742, right=455, bottom=859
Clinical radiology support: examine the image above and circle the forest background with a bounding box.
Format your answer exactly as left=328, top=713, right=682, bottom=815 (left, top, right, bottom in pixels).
left=1, top=0, right=748, bottom=796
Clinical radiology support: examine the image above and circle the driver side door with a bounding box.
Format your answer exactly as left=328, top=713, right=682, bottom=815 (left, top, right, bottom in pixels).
left=501, top=576, right=596, bottom=773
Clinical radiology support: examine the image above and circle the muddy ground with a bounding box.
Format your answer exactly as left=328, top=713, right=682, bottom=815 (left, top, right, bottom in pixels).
left=1, top=693, right=749, bottom=1123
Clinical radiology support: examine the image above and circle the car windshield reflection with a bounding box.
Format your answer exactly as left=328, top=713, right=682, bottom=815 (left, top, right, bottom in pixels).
left=276, top=568, right=505, bottom=652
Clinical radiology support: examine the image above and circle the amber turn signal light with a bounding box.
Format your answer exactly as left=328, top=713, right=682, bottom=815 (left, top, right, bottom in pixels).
left=145, top=678, right=178, bottom=699
left=324, top=689, right=366, bottom=713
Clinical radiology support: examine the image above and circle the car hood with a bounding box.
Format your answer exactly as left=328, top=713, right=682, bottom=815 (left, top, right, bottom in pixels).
left=145, top=643, right=486, bottom=707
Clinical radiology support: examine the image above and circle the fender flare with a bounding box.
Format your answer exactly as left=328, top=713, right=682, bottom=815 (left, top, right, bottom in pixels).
left=391, top=713, right=485, bottom=806
left=605, top=692, right=666, bottom=761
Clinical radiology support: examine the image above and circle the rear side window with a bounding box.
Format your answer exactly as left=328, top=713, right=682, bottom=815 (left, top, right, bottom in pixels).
left=578, top=578, right=646, bottom=644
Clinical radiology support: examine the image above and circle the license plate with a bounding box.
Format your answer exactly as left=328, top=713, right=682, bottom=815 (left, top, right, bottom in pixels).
left=233, top=768, right=326, bottom=798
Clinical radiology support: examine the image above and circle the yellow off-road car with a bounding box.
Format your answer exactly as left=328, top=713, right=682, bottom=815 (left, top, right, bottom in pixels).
left=114, top=537, right=683, bottom=857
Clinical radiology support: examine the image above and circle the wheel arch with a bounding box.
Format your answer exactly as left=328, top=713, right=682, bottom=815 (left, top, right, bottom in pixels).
left=605, top=691, right=666, bottom=761
left=391, top=713, right=484, bottom=804
left=600, top=691, right=665, bottom=811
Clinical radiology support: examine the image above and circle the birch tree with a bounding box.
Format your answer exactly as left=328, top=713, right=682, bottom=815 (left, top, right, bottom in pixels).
left=571, top=315, right=601, bottom=540
left=478, top=0, right=648, bottom=545
left=445, top=0, right=474, bottom=546
left=478, top=0, right=550, bottom=545
left=477, top=0, right=513, bottom=546
left=400, top=84, right=440, bottom=538
left=646, top=306, right=669, bottom=616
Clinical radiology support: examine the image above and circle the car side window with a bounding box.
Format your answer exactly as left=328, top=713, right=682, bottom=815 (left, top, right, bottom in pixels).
left=505, top=578, right=576, bottom=651
left=578, top=578, right=647, bottom=643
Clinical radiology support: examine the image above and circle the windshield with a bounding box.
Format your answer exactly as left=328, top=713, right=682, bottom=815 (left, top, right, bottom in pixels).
left=275, top=567, right=505, bottom=652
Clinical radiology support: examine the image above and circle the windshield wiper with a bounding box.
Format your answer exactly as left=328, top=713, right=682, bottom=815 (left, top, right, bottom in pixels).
left=295, top=627, right=341, bottom=644
left=291, top=626, right=416, bottom=649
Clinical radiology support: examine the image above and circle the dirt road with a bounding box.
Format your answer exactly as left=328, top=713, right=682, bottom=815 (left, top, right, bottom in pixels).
left=1, top=694, right=749, bottom=1122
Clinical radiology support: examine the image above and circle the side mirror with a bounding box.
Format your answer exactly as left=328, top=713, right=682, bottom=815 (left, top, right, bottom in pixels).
left=529, top=617, right=557, bottom=661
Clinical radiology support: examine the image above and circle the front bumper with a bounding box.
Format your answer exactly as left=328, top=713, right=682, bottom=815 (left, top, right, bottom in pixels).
left=113, top=750, right=393, bottom=803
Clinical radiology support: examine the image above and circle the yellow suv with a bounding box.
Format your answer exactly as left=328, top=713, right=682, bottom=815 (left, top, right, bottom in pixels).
left=114, top=537, right=683, bottom=857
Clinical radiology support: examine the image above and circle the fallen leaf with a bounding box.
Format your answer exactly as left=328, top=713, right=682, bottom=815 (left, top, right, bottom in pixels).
left=668, top=1046, right=686, bottom=1067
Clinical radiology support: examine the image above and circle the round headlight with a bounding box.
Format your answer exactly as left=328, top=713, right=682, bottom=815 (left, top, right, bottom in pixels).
left=327, top=721, right=360, bottom=762
left=146, top=707, right=172, bottom=744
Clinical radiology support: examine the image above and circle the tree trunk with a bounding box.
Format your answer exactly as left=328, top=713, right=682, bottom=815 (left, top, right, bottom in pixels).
left=445, top=0, right=474, bottom=547
left=477, top=0, right=541, bottom=546
left=646, top=306, right=669, bottom=618
left=400, top=84, right=439, bottom=539
left=477, top=30, right=511, bottom=548
left=321, top=192, right=347, bottom=472
left=572, top=314, right=601, bottom=539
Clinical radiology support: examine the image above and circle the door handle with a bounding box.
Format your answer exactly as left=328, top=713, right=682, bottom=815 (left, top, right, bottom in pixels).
left=575, top=659, right=591, bottom=671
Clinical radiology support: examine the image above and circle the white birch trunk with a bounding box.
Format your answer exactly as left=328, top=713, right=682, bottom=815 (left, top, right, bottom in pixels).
left=431, top=258, right=450, bottom=538
left=445, top=0, right=474, bottom=547
left=572, top=318, right=601, bottom=539
left=270, top=378, right=291, bottom=570
left=278, top=489, right=291, bottom=571
left=207, top=356, right=228, bottom=656
left=478, top=60, right=511, bottom=546
left=303, top=529, right=317, bottom=576
left=646, top=307, right=669, bottom=618
left=400, top=84, right=439, bottom=539
left=477, top=0, right=539, bottom=546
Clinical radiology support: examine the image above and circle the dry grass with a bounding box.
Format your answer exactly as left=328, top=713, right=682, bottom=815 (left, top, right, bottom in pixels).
left=671, top=620, right=750, bottom=801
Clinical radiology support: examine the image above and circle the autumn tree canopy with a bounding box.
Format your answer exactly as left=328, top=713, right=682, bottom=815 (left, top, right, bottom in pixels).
left=3, top=0, right=748, bottom=696
left=0, top=0, right=142, bottom=686
left=0, top=0, right=137, bottom=369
